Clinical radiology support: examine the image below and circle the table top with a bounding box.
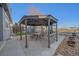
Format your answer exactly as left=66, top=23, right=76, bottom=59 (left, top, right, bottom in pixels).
left=32, top=32, right=41, bottom=35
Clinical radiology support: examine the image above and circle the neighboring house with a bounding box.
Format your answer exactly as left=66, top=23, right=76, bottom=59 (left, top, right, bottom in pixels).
left=0, top=3, right=13, bottom=41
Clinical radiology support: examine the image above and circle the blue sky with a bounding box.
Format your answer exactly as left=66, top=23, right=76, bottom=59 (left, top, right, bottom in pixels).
left=10, top=3, right=79, bottom=28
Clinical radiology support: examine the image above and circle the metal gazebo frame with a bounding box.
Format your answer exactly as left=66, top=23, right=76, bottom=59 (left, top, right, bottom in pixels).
left=19, top=15, right=58, bottom=48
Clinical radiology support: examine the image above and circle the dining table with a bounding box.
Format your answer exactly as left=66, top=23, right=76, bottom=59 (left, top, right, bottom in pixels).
left=32, top=32, right=41, bottom=40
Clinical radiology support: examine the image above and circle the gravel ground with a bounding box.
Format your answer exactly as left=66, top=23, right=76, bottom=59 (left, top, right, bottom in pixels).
left=55, top=36, right=79, bottom=56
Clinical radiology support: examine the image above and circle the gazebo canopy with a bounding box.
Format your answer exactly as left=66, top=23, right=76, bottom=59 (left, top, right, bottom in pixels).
left=19, top=14, right=58, bottom=48
left=19, top=15, right=57, bottom=26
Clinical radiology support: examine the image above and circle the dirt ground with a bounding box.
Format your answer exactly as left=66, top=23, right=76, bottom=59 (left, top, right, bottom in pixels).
left=55, top=36, right=79, bottom=56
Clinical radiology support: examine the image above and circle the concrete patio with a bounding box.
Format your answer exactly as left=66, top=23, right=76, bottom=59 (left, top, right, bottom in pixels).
left=0, top=35, right=65, bottom=56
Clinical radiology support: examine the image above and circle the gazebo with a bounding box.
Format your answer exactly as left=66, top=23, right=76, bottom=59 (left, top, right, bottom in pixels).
left=19, top=15, right=58, bottom=48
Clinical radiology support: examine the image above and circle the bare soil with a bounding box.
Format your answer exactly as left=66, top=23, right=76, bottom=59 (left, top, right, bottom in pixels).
left=55, top=36, right=79, bottom=56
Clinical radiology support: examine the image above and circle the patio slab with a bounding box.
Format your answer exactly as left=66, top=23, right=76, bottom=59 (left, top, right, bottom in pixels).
left=0, top=35, right=65, bottom=56
left=0, top=37, right=25, bottom=56
left=18, top=35, right=65, bottom=56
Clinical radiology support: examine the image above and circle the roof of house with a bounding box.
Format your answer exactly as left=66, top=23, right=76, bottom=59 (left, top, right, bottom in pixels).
left=0, top=3, right=12, bottom=24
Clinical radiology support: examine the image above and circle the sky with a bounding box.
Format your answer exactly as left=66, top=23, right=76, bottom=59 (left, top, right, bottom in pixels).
left=10, top=3, right=79, bottom=28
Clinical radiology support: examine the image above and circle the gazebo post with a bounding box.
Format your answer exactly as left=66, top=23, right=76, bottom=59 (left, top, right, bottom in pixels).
left=20, top=24, right=22, bottom=40
left=25, top=20, right=28, bottom=48
left=41, top=26, right=43, bottom=36
left=56, top=22, right=58, bottom=41
left=51, top=24, right=52, bottom=30
left=51, top=24, right=53, bottom=33
left=52, top=24, right=54, bottom=33
left=48, top=16, right=50, bottom=48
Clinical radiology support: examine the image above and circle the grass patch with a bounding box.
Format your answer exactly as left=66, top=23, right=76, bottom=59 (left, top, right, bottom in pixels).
left=16, top=32, right=31, bottom=36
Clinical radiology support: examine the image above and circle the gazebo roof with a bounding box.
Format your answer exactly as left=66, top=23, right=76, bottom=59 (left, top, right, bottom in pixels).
left=19, top=15, right=57, bottom=26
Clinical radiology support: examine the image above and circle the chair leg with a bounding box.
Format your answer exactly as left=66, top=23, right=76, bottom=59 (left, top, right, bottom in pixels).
left=36, top=35, right=38, bottom=40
